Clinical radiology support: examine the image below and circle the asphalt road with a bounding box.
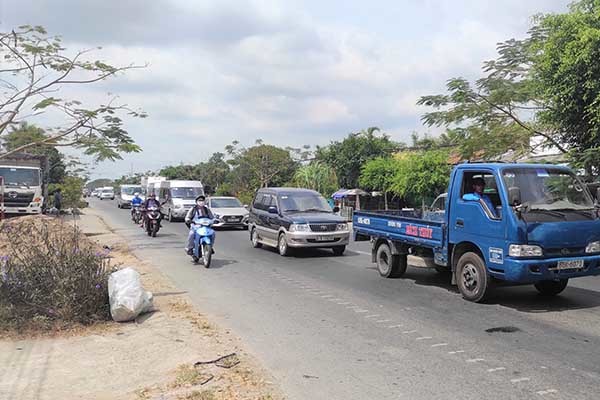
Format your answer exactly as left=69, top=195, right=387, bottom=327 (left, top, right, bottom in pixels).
left=90, top=198, right=600, bottom=400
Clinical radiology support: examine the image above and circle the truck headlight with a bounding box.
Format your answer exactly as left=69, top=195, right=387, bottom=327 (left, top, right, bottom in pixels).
left=509, top=244, right=543, bottom=257
left=336, top=223, right=348, bottom=231
left=289, top=223, right=310, bottom=232
left=585, top=241, right=600, bottom=254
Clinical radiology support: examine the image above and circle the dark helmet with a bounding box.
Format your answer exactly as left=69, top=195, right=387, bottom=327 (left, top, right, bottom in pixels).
left=195, top=195, right=206, bottom=202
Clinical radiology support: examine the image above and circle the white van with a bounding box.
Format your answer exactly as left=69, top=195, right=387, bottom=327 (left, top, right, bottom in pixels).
left=117, top=184, right=143, bottom=208
left=159, top=180, right=204, bottom=221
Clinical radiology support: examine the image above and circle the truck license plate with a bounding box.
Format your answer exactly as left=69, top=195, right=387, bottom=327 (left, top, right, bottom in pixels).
left=556, top=260, right=584, bottom=270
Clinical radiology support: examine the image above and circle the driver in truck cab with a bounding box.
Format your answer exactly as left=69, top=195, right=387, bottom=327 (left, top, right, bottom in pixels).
left=470, top=177, right=497, bottom=217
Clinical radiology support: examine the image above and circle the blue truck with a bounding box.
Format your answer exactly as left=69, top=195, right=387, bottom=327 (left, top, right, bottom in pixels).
left=353, top=162, right=600, bottom=302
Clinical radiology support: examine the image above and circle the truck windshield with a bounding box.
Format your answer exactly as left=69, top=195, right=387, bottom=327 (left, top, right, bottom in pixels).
left=502, top=168, right=594, bottom=211
left=0, top=167, right=40, bottom=187
left=211, top=198, right=242, bottom=208
left=171, top=187, right=203, bottom=199
left=121, top=187, right=141, bottom=195
left=280, top=194, right=332, bottom=213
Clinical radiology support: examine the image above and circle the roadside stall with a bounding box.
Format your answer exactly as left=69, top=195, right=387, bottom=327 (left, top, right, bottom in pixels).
left=332, top=188, right=370, bottom=221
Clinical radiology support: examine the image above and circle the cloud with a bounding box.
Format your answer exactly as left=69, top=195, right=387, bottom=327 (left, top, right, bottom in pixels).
left=0, top=0, right=571, bottom=178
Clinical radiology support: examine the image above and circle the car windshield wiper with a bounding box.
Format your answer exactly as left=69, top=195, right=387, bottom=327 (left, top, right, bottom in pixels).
left=283, top=209, right=301, bottom=213
left=303, top=208, right=330, bottom=212
left=552, top=208, right=596, bottom=218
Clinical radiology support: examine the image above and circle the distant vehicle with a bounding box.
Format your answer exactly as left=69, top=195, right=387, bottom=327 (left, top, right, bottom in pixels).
left=248, top=188, right=350, bottom=256
left=82, top=188, right=91, bottom=198
left=354, top=163, right=600, bottom=303
left=0, top=153, right=48, bottom=215
left=207, top=196, right=249, bottom=229
left=159, top=180, right=204, bottom=222
left=117, top=184, right=143, bottom=208
left=99, top=187, right=115, bottom=200
left=141, top=176, right=166, bottom=198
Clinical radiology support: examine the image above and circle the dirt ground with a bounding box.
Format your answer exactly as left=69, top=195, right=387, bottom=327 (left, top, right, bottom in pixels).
left=0, top=211, right=281, bottom=400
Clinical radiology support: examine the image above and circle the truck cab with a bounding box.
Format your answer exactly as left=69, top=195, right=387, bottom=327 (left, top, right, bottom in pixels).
left=0, top=154, right=47, bottom=215
left=353, top=163, right=600, bottom=302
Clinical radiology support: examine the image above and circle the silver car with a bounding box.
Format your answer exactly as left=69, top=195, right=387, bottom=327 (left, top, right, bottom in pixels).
left=207, top=196, right=249, bottom=229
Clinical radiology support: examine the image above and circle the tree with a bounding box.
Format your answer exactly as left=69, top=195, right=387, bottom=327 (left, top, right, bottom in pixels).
left=2, top=122, right=66, bottom=183
left=359, top=157, right=398, bottom=210
left=0, top=25, right=146, bottom=161
left=390, top=149, right=452, bottom=207
left=316, top=127, right=402, bottom=188
left=226, top=140, right=298, bottom=189
left=290, top=161, right=338, bottom=197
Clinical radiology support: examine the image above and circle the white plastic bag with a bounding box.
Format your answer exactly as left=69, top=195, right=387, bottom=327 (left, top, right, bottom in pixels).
left=108, top=267, right=154, bottom=322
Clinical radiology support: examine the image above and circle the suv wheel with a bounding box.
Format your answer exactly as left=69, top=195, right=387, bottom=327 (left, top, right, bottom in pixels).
left=251, top=227, right=262, bottom=248
left=278, top=233, right=290, bottom=256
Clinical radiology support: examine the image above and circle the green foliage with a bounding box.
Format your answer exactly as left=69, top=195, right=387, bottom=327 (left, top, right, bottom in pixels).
left=50, top=175, right=86, bottom=209
left=316, top=127, right=402, bottom=188
left=418, top=0, right=600, bottom=174
left=0, top=25, right=145, bottom=162
left=390, top=150, right=452, bottom=206
left=359, top=157, right=397, bottom=193
left=290, top=161, right=338, bottom=197
left=3, top=122, right=66, bottom=184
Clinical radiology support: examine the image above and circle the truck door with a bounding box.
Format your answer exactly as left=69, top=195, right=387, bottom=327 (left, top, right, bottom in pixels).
left=448, top=169, right=507, bottom=270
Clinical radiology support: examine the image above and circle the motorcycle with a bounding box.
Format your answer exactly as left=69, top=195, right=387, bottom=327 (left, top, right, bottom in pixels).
left=190, top=217, right=215, bottom=268
left=144, top=206, right=162, bottom=237
left=131, top=205, right=142, bottom=224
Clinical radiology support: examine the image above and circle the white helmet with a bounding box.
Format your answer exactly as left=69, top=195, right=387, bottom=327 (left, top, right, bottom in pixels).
left=134, top=192, right=140, bottom=196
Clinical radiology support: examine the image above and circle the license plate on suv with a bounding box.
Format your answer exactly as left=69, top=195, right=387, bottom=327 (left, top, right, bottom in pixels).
left=315, top=236, right=332, bottom=242
left=556, top=259, right=584, bottom=270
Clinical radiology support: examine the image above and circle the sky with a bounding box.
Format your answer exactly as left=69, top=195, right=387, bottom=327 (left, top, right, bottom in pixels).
left=0, top=0, right=570, bottom=179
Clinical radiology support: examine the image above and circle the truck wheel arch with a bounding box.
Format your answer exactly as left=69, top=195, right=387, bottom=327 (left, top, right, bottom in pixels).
left=372, top=238, right=408, bottom=263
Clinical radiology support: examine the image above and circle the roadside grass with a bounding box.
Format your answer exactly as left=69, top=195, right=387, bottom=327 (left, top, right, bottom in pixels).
left=178, top=389, right=216, bottom=400
left=172, top=364, right=214, bottom=388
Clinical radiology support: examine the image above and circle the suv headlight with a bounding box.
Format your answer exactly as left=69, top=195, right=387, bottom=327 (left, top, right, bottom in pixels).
left=289, top=223, right=310, bottom=232
left=509, top=244, right=543, bottom=257
left=585, top=241, right=600, bottom=253
left=336, top=223, right=348, bottom=231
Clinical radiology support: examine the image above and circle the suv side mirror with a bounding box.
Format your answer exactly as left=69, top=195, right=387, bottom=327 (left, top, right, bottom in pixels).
left=268, top=206, right=278, bottom=214
left=508, top=187, right=521, bottom=206
left=243, top=204, right=249, bottom=209
left=333, top=206, right=340, bottom=213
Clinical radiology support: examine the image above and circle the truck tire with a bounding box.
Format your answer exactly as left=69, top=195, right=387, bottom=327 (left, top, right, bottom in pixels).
left=376, top=243, right=407, bottom=278
left=534, top=279, right=568, bottom=296
left=456, top=252, right=491, bottom=303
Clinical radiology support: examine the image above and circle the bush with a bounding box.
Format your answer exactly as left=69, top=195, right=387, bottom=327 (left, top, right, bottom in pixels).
left=0, top=218, right=112, bottom=331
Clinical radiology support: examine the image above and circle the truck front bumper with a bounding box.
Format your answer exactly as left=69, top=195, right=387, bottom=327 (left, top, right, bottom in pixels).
left=286, top=230, right=350, bottom=248
left=1, top=205, right=42, bottom=214
left=493, top=255, right=600, bottom=283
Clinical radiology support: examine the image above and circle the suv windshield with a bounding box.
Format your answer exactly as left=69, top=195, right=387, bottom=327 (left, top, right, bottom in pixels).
left=0, top=167, right=40, bottom=187
left=171, top=187, right=203, bottom=199
left=211, top=198, right=242, bottom=208
left=121, top=187, right=141, bottom=195
left=280, top=193, right=332, bottom=213
left=502, top=168, right=594, bottom=211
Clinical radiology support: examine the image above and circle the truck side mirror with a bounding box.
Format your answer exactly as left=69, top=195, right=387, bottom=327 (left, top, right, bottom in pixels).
left=462, top=193, right=480, bottom=202
left=268, top=206, right=278, bottom=214
left=508, top=187, right=521, bottom=206
left=333, top=206, right=340, bottom=213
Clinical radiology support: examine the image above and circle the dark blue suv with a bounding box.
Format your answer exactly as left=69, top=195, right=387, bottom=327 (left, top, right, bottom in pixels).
left=249, top=188, right=350, bottom=256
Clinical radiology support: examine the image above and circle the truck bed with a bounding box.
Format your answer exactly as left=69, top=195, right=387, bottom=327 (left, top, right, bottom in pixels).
left=353, top=210, right=445, bottom=249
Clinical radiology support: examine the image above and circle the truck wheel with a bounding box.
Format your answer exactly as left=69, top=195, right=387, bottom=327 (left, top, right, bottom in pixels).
left=456, top=252, right=491, bottom=302
left=251, top=228, right=262, bottom=248
left=534, top=279, right=568, bottom=296
left=376, top=243, right=406, bottom=278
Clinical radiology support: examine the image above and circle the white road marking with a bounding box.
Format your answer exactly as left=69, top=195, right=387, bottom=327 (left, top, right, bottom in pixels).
left=466, top=358, right=485, bottom=363
left=431, top=343, right=448, bottom=348
left=354, top=309, right=369, bottom=313
left=448, top=350, right=465, bottom=355
left=337, top=302, right=350, bottom=305
left=536, top=389, right=558, bottom=396
left=376, top=319, right=392, bottom=323
left=388, top=325, right=403, bottom=328
left=416, top=336, right=432, bottom=341
left=510, top=377, right=531, bottom=383
left=487, top=367, right=506, bottom=373
left=402, top=330, right=417, bottom=334
left=365, top=314, right=381, bottom=319
left=321, top=294, right=334, bottom=298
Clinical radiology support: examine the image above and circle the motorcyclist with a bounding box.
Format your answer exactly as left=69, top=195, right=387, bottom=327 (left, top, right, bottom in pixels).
left=131, top=192, right=143, bottom=219
left=141, top=193, right=164, bottom=228
left=185, top=195, right=215, bottom=255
